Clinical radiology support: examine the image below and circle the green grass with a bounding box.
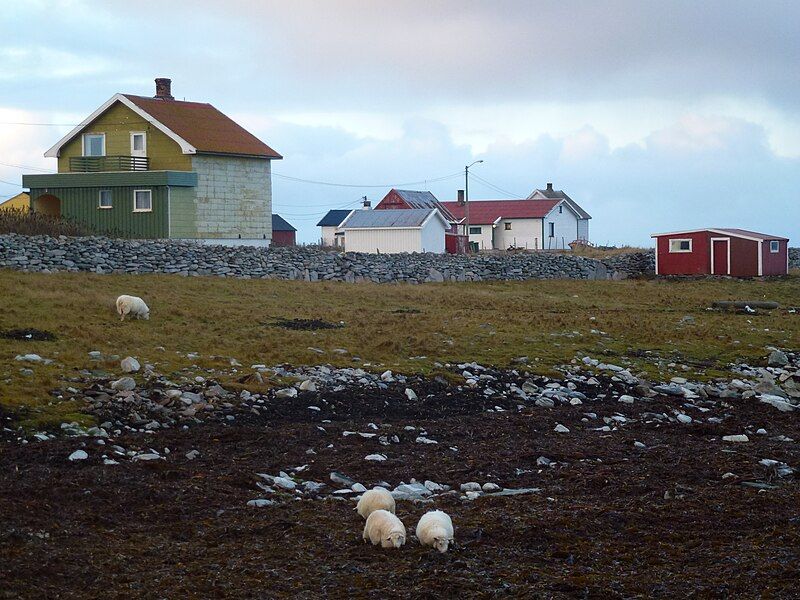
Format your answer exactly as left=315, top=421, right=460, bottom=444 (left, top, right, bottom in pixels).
left=1, top=269, right=798, bottom=427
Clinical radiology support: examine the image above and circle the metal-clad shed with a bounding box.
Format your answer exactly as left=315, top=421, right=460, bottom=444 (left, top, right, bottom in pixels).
left=651, top=228, right=789, bottom=277
left=271, top=214, right=296, bottom=247
left=339, top=208, right=448, bottom=254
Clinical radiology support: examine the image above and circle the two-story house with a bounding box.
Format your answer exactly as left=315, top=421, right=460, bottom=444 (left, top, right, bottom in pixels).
left=22, top=78, right=282, bottom=244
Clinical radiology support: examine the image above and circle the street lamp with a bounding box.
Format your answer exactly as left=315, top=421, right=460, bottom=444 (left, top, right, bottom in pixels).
left=465, top=159, right=483, bottom=252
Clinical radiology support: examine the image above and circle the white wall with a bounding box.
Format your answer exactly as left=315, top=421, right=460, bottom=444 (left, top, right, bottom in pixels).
left=467, top=224, right=495, bottom=250
left=577, top=219, right=589, bottom=242
left=543, top=202, right=580, bottom=250
left=320, top=225, right=341, bottom=246
left=494, top=218, right=543, bottom=250
left=344, top=221, right=446, bottom=254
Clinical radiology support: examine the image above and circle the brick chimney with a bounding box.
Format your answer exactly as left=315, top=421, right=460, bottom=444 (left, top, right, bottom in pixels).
left=546, top=182, right=554, bottom=192
left=457, top=189, right=465, bottom=205
left=154, top=78, right=174, bottom=101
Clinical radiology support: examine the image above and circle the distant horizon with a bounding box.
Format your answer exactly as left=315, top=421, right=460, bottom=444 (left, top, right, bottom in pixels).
left=2, top=1, right=798, bottom=245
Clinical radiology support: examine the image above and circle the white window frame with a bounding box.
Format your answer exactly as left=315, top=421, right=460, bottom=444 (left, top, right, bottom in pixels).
left=130, top=131, right=147, bottom=157
left=668, top=238, right=693, bottom=253
left=98, top=189, right=112, bottom=209
left=469, top=226, right=482, bottom=235
left=710, top=237, right=730, bottom=275
left=769, top=240, right=779, bottom=253
left=504, top=222, right=512, bottom=231
left=81, top=133, right=106, bottom=157
left=133, top=189, right=152, bottom=213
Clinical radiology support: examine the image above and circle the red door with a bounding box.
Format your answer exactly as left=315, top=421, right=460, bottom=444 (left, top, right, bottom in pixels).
left=712, top=239, right=729, bottom=275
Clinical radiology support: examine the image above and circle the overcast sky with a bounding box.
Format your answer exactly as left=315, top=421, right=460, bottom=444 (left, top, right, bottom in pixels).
left=1, top=0, right=798, bottom=245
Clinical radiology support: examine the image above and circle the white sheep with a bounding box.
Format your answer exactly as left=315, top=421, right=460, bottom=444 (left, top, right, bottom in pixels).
left=416, top=510, right=454, bottom=553
left=363, top=509, right=406, bottom=549
left=356, top=487, right=396, bottom=520
left=115, top=295, right=150, bottom=321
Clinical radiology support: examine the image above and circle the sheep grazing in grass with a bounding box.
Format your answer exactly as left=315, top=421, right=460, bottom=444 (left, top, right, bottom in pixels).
left=356, top=487, right=396, bottom=520
left=115, top=295, right=150, bottom=322
left=416, top=510, right=454, bottom=553
left=363, top=509, right=406, bottom=549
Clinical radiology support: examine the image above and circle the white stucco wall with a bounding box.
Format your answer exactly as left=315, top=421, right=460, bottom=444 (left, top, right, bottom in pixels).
left=192, top=154, right=272, bottom=241
left=494, top=218, right=543, bottom=250
left=468, top=224, right=495, bottom=250
left=543, top=202, right=580, bottom=250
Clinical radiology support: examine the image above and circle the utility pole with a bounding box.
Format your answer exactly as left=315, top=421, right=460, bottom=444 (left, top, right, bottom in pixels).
left=464, top=160, right=483, bottom=252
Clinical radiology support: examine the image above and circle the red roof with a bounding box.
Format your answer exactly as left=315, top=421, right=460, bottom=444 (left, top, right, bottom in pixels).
left=123, top=94, right=282, bottom=158
left=652, top=228, right=788, bottom=241
left=440, top=199, right=560, bottom=224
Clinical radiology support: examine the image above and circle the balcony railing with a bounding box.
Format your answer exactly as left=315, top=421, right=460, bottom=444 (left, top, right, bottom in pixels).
left=69, top=155, right=149, bottom=172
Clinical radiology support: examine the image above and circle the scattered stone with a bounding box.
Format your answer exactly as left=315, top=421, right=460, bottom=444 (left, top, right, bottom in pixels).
left=722, top=435, right=749, bottom=443
left=365, top=454, right=387, bottom=462
left=68, top=450, right=88, bottom=461
left=111, top=377, right=136, bottom=392
left=554, top=424, right=570, bottom=433
left=120, top=357, right=140, bottom=373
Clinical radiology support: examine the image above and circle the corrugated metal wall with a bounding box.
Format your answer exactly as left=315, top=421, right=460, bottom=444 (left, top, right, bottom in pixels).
left=29, top=186, right=169, bottom=238
left=344, top=228, right=422, bottom=254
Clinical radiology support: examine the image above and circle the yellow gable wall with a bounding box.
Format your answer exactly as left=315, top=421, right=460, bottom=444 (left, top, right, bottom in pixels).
left=57, top=101, right=192, bottom=172
left=0, top=192, right=30, bottom=211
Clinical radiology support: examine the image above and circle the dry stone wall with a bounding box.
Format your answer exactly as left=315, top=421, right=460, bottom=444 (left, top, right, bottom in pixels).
left=0, top=234, right=667, bottom=283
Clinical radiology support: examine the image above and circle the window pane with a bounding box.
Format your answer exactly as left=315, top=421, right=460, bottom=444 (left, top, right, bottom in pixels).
left=99, top=190, right=111, bottom=207
left=469, top=226, right=481, bottom=234
left=134, top=191, right=151, bottom=210
left=132, top=134, right=144, bottom=151
left=680, top=240, right=690, bottom=250
left=85, top=135, right=103, bottom=156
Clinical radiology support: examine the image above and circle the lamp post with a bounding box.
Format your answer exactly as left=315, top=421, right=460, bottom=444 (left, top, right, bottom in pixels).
left=465, top=159, right=483, bottom=252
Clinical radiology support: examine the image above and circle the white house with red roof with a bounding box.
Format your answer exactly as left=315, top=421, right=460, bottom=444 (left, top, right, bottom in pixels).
left=441, top=183, right=591, bottom=251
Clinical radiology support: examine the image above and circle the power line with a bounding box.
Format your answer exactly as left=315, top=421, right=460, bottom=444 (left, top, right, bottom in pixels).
left=272, top=171, right=462, bottom=189
left=469, top=173, right=523, bottom=199
left=0, top=160, right=51, bottom=173
left=0, top=178, right=23, bottom=188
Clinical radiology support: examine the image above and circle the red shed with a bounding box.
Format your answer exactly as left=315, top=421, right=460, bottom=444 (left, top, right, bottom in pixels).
left=271, top=214, right=297, bottom=247
left=651, top=228, right=789, bottom=277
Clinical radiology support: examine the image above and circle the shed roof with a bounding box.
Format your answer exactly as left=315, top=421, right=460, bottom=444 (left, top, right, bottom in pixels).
left=341, top=208, right=445, bottom=229
left=272, top=214, right=296, bottom=232
left=316, top=209, right=353, bottom=227
left=441, top=199, right=560, bottom=223
left=651, top=228, right=789, bottom=241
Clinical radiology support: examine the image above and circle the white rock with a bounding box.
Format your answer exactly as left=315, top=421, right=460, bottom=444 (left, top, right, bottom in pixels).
left=299, top=379, right=317, bottom=392
left=111, top=377, right=136, bottom=391
left=554, top=424, right=570, bottom=433
left=185, top=450, right=200, bottom=460
left=618, top=395, right=635, bottom=404
left=365, top=454, right=387, bottom=461
left=275, top=387, right=298, bottom=399
left=133, top=453, right=162, bottom=461
left=634, top=441, right=646, bottom=448
left=465, top=491, right=481, bottom=500
left=68, top=450, right=88, bottom=461
left=722, top=434, right=749, bottom=443
left=677, top=414, right=693, bottom=424
left=120, top=357, right=140, bottom=373
left=247, top=499, right=275, bottom=507
left=351, top=483, right=367, bottom=493
left=273, top=476, right=296, bottom=490
left=460, top=482, right=481, bottom=492
left=380, top=370, right=394, bottom=382
left=482, top=482, right=501, bottom=493
left=415, top=436, right=438, bottom=444
left=756, top=428, right=768, bottom=435
left=404, top=388, right=418, bottom=401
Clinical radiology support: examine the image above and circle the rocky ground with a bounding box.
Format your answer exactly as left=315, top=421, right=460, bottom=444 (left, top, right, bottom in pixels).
left=2, top=350, right=799, bottom=598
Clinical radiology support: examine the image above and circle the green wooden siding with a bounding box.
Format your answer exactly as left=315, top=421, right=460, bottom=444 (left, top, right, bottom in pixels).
left=57, top=101, right=193, bottom=173
left=29, top=186, right=169, bottom=238
left=23, top=170, right=197, bottom=189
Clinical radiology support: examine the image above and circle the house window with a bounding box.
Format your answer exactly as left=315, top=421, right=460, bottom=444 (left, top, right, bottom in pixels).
left=769, top=240, right=779, bottom=253
left=548, top=222, right=555, bottom=237
left=504, top=222, right=512, bottom=231
left=98, top=190, right=112, bottom=209
left=130, top=132, right=146, bottom=157
left=469, top=226, right=482, bottom=235
left=133, top=189, right=152, bottom=212
left=82, top=133, right=105, bottom=157
left=669, top=238, right=692, bottom=253
left=559, top=205, right=563, bottom=214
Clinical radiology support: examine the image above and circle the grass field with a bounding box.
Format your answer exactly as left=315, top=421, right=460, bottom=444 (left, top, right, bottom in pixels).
left=1, top=269, right=798, bottom=427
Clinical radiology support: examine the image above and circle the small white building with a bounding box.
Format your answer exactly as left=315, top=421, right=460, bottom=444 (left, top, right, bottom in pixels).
left=316, top=209, right=353, bottom=247
left=339, top=208, right=448, bottom=254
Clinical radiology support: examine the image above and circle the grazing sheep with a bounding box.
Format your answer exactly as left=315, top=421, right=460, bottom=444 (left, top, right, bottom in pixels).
left=416, top=510, right=454, bottom=553
left=356, top=487, right=396, bottom=520
left=363, top=509, right=406, bottom=549
left=115, top=295, right=150, bottom=322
